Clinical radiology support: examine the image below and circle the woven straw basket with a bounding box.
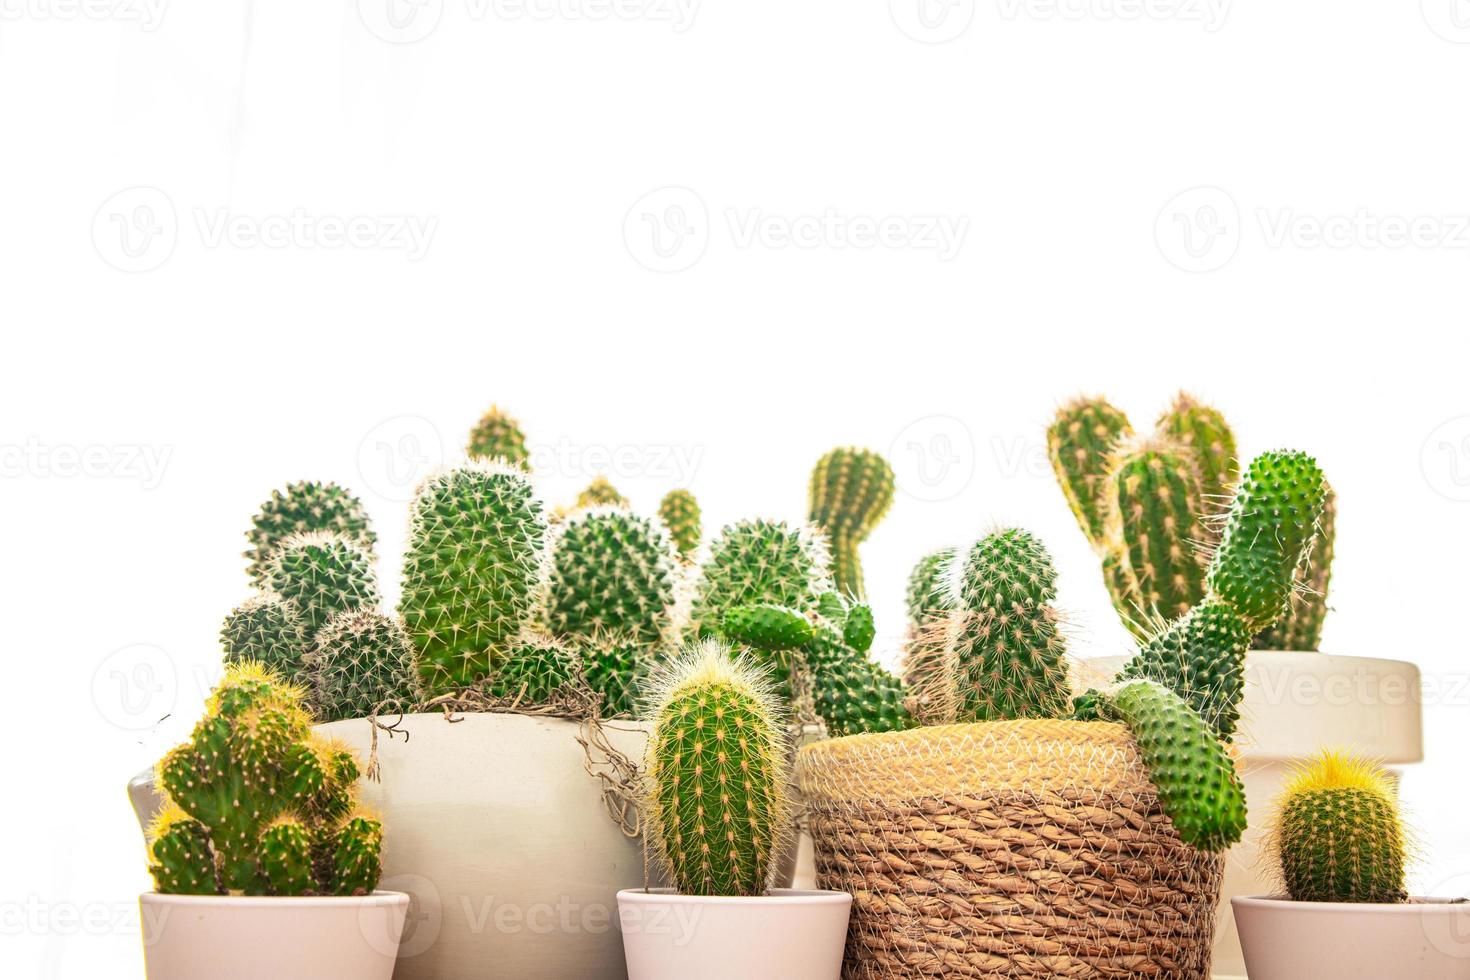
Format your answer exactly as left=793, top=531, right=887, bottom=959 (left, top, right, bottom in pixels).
left=796, top=720, right=1224, bottom=979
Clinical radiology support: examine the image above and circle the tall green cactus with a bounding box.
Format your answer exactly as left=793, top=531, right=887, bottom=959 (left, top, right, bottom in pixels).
left=1255, top=482, right=1336, bottom=651
left=244, top=481, right=376, bottom=588
left=149, top=663, right=383, bottom=896
left=544, top=508, right=677, bottom=647
left=307, top=610, right=422, bottom=721
left=466, top=404, right=530, bottom=466
left=807, top=447, right=895, bottom=600
left=220, top=593, right=307, bottom=678
left=657, top=488, right=702, bottom=560
left=1156, top=392, right=1238, bottom=511
left=687, top=519, right=829, bottom=637
left=1047, top=397, right=1133, bottom=547
left=399, top=463, right=548, bottom=695
left=265, top=532, right=380, bottom=633
left=645, top=640, right=790, bottom=896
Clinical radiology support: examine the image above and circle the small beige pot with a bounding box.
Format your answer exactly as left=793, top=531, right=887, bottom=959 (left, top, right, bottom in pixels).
left=1233, top=895, right=1470, bottom=980
left=617, top=888, right=851, bottom=980
left=139, top=891, right=409, bottom=980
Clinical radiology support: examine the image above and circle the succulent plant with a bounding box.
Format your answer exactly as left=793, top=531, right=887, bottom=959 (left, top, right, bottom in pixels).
left=644, top=640, right=790, bottom=896
left=805, top=623, right=914, bottom=737
left=807, top=447, right=895, bottom=600
left=466, top=404, right=530, bottom=466
left=904, top=547, right=956, bottom=628
left=900, top=547, right=956, bottom=718
left=721, top=603, right=816, bottom=652
left=1255, top=482, right=1336, bottom=651
left=1155, top=392, right=1238, bottom=511
left=219, top=592, right=307, bottom=678
left=148, top=663, right=383, bottom=896
left=399, top=463, right=548, bottom=695
left=264, top=532, right=380, bottom=634
left=543, top=508, right=677, bottom=648
left=243, top=482, right=376, bottom=588
left=489, top=634, right=577, bottom=705
left=687, top=519, right=829, bottom=638
left=577, top=633, right=644, bottom=717
left=1119, top=599, right=1250, bottom=739
left=658, top=488, right=702, bottom=560
left=576, top=476, right=628, bottom=509
left=306, top=610, right=422, bottom=722
left=1272, top=750, right=1407, bottom=903
left=1047, top=397, right=1133, bottom=547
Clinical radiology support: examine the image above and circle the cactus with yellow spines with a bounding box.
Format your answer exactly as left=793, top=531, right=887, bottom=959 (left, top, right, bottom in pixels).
left=807, top=447, right=895, bottom=600
left=657, top=488, right=702, bottom=560
left=264, top=532, right=380, bottom=634
left=1047, top=396, right=1133, bottom=548
left=244, top=481, right=376, bottom=588
left=466, top=403, right=530, bottom=466
left=644, top=640, right=791, bottom=896
left=1255, top=482, right=1336, bottom=651
left=1156, top=391, right=1238, bottom=512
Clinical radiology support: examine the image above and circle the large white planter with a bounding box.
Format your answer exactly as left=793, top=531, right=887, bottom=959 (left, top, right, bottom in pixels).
left=617, top=888, right=851, bottom=980
left=140, top=891, right=409, bottom=980
left=1233, top=895, right=1470, bottom=979
left=1083, top=651, right=1423, bottom=980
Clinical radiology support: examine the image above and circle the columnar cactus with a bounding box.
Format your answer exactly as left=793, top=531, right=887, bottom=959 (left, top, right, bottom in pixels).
left=306, top=610, right=422, bottom=721
left=576, top=476, right=628, bottom=509
left=265, top=532, right=380, bottom=633
left=644, top=641, right=790, bottom=896
left=1273, top=751, right=1407, bottom=903
left=543, top=508, right=677, bottom=647
left=904, top=547, right=956, bottom=628
left=399, top=463, right=548, bottom=695
left=1255, top=482, right=1336, bottom=651
left=1047, top=397, right=1133, bottom=547
left=1156, top=392, right=1238, bottom=511
left=220, top=593, right=307, bottom=677
left=687, top=519, right=829, bottom=637
left=466, top=404, right=530, bottom=466
left=1119, top=599, right=1250, bottom=738
left=148, top=663, right=383, bottom=896
left=244, top=481, right=376, bottom=588
left=657, top=488, right=702, bottom=560
left=807, top=447, right=895, bottom=600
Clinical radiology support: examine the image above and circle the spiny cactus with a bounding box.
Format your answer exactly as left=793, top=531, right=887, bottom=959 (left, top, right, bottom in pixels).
left=578, top=634, right=644, bottom=717
left=244, top=481, right=376, bottom=588
left=1273, top=751, right=1408, bottom=904
left=543, top=508, right=677, bottom=648
left=842, top=601, right=876, bottom=654
left=220, top=593, right=307, bottom=678
left=1119, top=599, right=1250, bottom=739
left=807, top=447, right=895, bottom=600
left=644, top=640, right=790, bottom=896
left=490, top=635, right=577, bottom=705
left=721, top=603, right=816, bottom=652
left=577, top=476, right=628, bottom=509
left=900, top=548, right=955, bottom=719
left=400, top=463, right=548, bottom=695
left=1156, top=392, right=1238, bottom=511
left=466, top=404, right=530, bottom=466
left=1205, top=450, right=1327, bottom=633
left=149, top=663, right=383, bottom=895
left=265, top=532, right=380, bottom=634
left=1255, top=482, right=1336, bottom=651
left=806, top=625, right=914, bottom=737
left=687, top=519, right=829, bottom=637
left=904, top=547, right=956, bottom=628
left=306, top=610, right=422, bottom=722
left=1048, top=397, right=1133, bottom=547
left=658, top=488, right=702, bottom=560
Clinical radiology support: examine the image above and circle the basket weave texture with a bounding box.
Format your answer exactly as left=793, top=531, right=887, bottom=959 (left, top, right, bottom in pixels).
left=797, top=719, right=1224, bottom=979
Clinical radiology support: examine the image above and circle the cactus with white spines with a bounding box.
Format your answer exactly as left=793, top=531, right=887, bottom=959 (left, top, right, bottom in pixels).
left=264, top=532, right=379, bottom=634
left=807, top=447, right=895, bottom=600
left=543, top=507, right=677, bottom=648
left=687, top=519, right=830, bottom=638
left=306, top=610, right=422, bottom=722
left=244, top=481, right=376, bottom=588
left=1255, top=482, right=1336, bottom=651
left=220, top=592, right=308, bottom=678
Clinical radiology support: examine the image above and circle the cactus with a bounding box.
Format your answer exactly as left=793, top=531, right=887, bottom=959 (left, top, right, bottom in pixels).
left=306, top=610, right=422, bottom=722
left=900, top=548, right=955, bottom=719
left=577, top=476, right=628, bottom=509
left=1119, top=599, right=1250, bottom=739
left=578, top=634, right=644, bottom=717
left=1255, top=482, right=1336, bottom=651
left=721, top=603, right=815, bottom=652
left=244, top=482, right=376, bottom=588
left=149, top=663, right=383, bottom=895
left=658, top=489, right=702, bottom=560
left=543, top=508, right=677, bottom=648
left=1205, top=450, right=1327, bottom=633
left=806, top=625, right=914, bottom=737
left=1048, top=397, right=1133, bottom=547
left=490, top=635, right=577, bottom=705
left=687, top=519, right=829, bottom=637
left=220, top=593, right=307, bottom=678
left=948, top=528, right=1071, bottom=722
left=467, top=404, right=530, bottom=466
left=264, top=532, right=379, bottom=634
left=807, top=447, right=895, bottom=600
left=644, top=640, right=790, bottom=896
left=400, top=463, right=548, bottom=695
left=1156, top=392, right=1238, bottom=511
left=904, top=547, right=956, bottom=628
left=842, top=601, right=876, bottom=654
left=1272, top=750, right=1407, bottom=903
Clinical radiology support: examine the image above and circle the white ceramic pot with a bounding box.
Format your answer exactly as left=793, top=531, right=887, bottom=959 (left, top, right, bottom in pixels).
left=1233, top=895, right=1470, bottom=980
left=1082, top=651, right=1424, bottom=980
left=617, top=888, right=851, bottom=980
left=139, top=891, right=409, bottom=980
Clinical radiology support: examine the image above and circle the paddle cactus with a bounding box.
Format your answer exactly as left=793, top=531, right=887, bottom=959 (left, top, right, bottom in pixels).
left=721, top=603, right=816, bottom=652
left=466, top=404, right=530, bottom=466
left=219, top=593, right=307, bottom=677
left=148, top=663, right=383, bottom=896
left=306, top=610, right=422, bottom=721
left=687, top=519, right=829, bottom=637
left=543, top=508, right=677, bottom=647
left=1156, top=392, right=1238, bottom=510
left=1047, top=397, right=1133, bottom=547
left=265, top=532, right=380, bottom=633
left=1255, top=482, right=1336, bottom=651
left=658, top=488, right=702, bottom=560
left=807, top=447, right=895, bottom=600
left=244, top=481, right=376, bottom=588
left=644, top=640, right=790, bottom=896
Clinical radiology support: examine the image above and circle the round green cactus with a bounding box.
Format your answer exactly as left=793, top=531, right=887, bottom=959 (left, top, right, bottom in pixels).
left=658, top=488, right=702, bottom=560
left=645, top=640, right=790, bottom=896
left=244, top=481, right=376, bottom=588
left=1047, top=396, right=1133, bottom=548
left=1120, top=599, right=1250, bottom=739
left=688, top=519, right=829, bottom=638
left=1156, top=392, right=1238, bottom=511
left=579, top=634, right=644, bottom=717
left=219, top=592, right=308, bottom=678
left=1255, top=482, right=1336, bottom=651
left=467, top=404, right=530, bottom=466
left=490, top=635, right=577, bottom=705
left=577, top=476, right=628, bottom=509
left=307, top=610, right=422, bottom=722
left=904, top=546, right=956, bottom=628
left=807, top=447, right=895, bottom=600
left=544, top=508, right=677, bottom=647
left=265, top=532, right=379, bottom=634
left=399, top=463, right=548, bottom=695
left=807, top=630, right=914, bottom=737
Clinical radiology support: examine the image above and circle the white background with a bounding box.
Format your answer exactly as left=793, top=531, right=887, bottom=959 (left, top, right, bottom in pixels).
left=5, top=1, right=1470, bottom=975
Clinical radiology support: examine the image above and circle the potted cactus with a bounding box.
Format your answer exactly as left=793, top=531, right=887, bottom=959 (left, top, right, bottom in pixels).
left=617, top=640, right=852, bottom=980
left=1233, top=751, right=1470, bottom=979
left=139, top=663, right=407, bottom=980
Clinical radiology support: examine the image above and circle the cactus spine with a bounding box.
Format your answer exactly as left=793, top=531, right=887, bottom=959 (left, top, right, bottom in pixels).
left=645, top=641, right=790, bottom=896
left=1156, top=392, right=1239, bottom=510
left=264, top=532, right=380, bottom=633
left=544, top=507, right=677, bottom=647
left=306, top=610, right=422, bottom=722
left=1255, top=482, right=1336, bottom=651
left=688, top=519, right=829, bottom=637
left=466, top=404, right=530, bottom=466
left=657, top=488, right=702, bottom=560
left=1047, top=397, right=1133, bottom=547
left=220, top=593, right=307, bottom=678
left=807, top=447, right=895, bottom=600
left=244, top=481, right=376, bottom=588
left=1273, top=751, right=1407, bottom=903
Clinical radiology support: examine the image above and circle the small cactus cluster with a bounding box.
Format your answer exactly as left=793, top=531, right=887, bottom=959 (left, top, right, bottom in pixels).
left=1271, top=750, right=1407, bottom=903
left=807, top=447, right=895, bottom=600
left=687, top=519, right=830, bottom=637
left=148, top=663, right=383, bottom=896
left=243, top=481, right=377, bottom=588
left=466, top=404, right=530, bottom=466
left=657, top=488, right=702, bottom=560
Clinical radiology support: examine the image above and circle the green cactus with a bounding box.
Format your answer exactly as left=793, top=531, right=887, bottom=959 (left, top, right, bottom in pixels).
left=577, top=476, right=628, bottom=509
left=149, top=663, right=383, bottom=895
left=687, top=519, right=829, bottom=637
left=904, top=547, right=956, bottom=628
left=807, top=447, right=895, bottom=600
left=1048, top=397, right=1133, bottom=547
left=807, top=628, right=914, bottom=737
left=1156, top=392, right=1238, bottom=511
left=645, top=640, right=790, bottom=896
left=1119, top=599, right=1250, bottom=739
left=306, top=610, right=422, bottom=722
left=264, top=532, right=379, bottom=634
left=658, top=489, right=702, bottom=560
left=489, top=635, right=577, bottom=705
left=220, top=593, right=307, bottom=678
left=544, top=508, right=677, bottom=648
left=1205, top=450, right=1327, bottom=633
left=949, top=528, right=1071, bottom=722
left=466, top=404, right=530, bottom=466
left=842, top=601, right=876, bottom=654
left=578, top=634, right=645, bottom=717
left=721, top=603, right=815, bottom=652
left=900, top=548, right=955, bottom=720
left=400, top=463, right=548, bottom=695
left=1273, top=750, right=1407, bottom=903
left=244, top=481, right=376, bottom=588
left=1255, top=482, right=1336, bottom=651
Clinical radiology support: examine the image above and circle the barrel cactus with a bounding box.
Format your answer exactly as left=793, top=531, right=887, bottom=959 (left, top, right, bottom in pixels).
left=1047, top=396, right=1133, bottom=547
left=244, top=481, right=376, bottom=588
left=466, top=403, right=530, bottom=466
left=543, top=507, right=677, bottom=647
left=807, top=447, right=895, bottom=600
left=264, top=532, right=380, bottom=634
left=220, top=592, right=307, bottom=678
left=657, top=488, right=702, bottom=560
left=1255, top=482, right=1336, bottom=651
left=306, top=610, right=422, bottom=721
left=490, top=634, right=577, bottom=705
left=687, top=519, right=829, bottom=637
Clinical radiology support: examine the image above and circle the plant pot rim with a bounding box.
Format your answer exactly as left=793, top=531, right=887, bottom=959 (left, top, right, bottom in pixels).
left=1233, top=894, right=1469, bottom=912
left=617, top=887, right=850, bottom=907
left=141, top=890, right=409, bottom=908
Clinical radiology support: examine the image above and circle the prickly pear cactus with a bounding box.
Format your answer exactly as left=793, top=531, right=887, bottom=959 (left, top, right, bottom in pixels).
left=544, top=508, right=677, bottom=647
left=306, top=610, right=422, bottom=721
left=658, top=488, right=702, bottom=560
left=400, top=463, right=548, bottom=695
left=721, top=603, right=815, bottom=652
left=1048, top=397, right=1133, bottom=547
left=148, top=663, right=383, bottom=895
left=576, top=476, right=627, bottom=509
left=1120, top=599, right=1250, bottom=739
left=1255, top=482, right=1336, bottom=651
left=1156, top=392, right=1238, bottom=511
left=687, top=519, right=829, bottom=637
left=244, top=481, right=376, bottom=588
left=265, top=532, right=380, bottom=633
left=1273, top=750, right=1407, bottom=903
left=467, top=404, right=530, bottom=466
left=807, top=447, right=895, bottom=600
left=645, top=641, right=790, bottom=896
left=220, top=592, right=307, bottom=677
